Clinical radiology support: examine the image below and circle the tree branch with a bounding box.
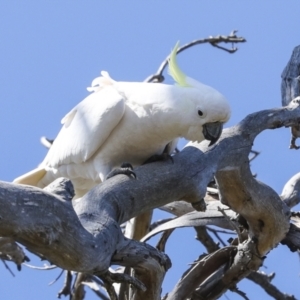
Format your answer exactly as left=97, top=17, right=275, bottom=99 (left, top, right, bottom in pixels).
left=247, top=271, right=296, bottom=300
left=166, top=246, right=237, bottom=300
left=281, top=45, right=300, bottom=149
left=281, top=172, right=300, bottom=208
left=2, top=100, right=300, bottom=298
left=145, top=31, right=246, bottom=83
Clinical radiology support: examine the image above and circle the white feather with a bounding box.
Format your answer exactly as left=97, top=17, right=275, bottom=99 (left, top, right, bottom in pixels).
left=14, top=43, right=231, bottom=197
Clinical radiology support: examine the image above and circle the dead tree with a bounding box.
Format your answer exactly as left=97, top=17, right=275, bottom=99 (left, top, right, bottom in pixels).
left=1, top=34, right=299, bottom=300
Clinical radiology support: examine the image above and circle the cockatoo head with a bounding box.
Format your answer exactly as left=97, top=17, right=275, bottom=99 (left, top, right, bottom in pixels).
left=168, top=42, right=231, bottom=145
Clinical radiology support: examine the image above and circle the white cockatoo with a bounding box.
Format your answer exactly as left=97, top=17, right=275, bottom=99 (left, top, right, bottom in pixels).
left=14, top=42, right=231, bottom=197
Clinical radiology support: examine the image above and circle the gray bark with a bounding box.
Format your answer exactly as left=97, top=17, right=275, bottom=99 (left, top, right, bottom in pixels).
left=247, top=271, right=296, bottom=300
left=281, top=45, right=300, bottom=106
left=1, top=100, right=299, bottom=298
left=281, top=45, right=300, bottom=149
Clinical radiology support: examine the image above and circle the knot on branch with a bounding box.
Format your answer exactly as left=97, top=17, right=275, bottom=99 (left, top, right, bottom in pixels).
left=44, top=178, right=74, bottom=201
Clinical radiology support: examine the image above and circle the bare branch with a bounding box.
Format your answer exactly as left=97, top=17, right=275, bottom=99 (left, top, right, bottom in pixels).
left=190, top=241, right=262, bottom=299
left=249, top=149, right=260, bottom=162
left=160, top=201, right=194, bottom=217
left=247, top=271, right=297, bottom=300
left=194, top=226, right=220, bottom=253
left=281, top=172, right=300, bottom=208
left=282, top=222, right=300, bottom=252
left=230, top=287, right=250, bottom=300
left=156, top=229, right=175, bottom=252
left=281, top=45, right=300, bottom=106
left=281, top=45, right=300, bottom=149
left=125, top=211, right=153, bottom=240
left=217, top=206, right=242, bottom=243
left=72, top=273, right=88, bottom=300
left=81, top=281, right=109, bottom=300
left=1, top=259, right=16, bottom=277
left=40, top=136, right=54, bottom=149
left=166, top=246, right=237, bottom=299
left=145, top=32, right=246, bottom=83
left=23, top=263, right=57, bottom=271
left=149, top=218, right=174, bottom=231
left=207, top=227, right=228, bottom=247
left=142, top=201, right=237, bottom=243
left=2, top=100, right=300, bottom=297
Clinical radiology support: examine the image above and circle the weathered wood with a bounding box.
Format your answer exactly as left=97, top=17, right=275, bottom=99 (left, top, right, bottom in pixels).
left=125, top=211, right=153, bottom=241
left=281, top=172, right=300, bottom=208
left=1, top=101, right=300, bottom=298
left=166, top=246, right=237, bottom=300
left=281, top=45, right=300, bottom=149
left=281, top=45, right=300, bottom=106
left=247, top=271, right=297, bottom=300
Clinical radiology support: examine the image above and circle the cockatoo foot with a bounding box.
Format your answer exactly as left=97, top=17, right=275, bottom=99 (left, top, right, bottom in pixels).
left=142, top=153, right=174, bottom=165
left=191, top=199, right=207, bottom=212
left=105, top=162, right=136, bottom=180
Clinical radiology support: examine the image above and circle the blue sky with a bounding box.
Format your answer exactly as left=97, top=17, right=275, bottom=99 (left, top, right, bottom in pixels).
left=1, top=1, right=300, bottom=299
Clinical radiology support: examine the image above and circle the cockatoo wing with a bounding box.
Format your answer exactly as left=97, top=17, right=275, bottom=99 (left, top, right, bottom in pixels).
left=13, top=85, right=125, bottom=187
left=43, top=85, right=125, bottom=167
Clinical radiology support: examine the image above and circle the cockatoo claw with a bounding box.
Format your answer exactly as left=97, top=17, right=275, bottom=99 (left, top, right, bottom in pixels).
left=142, top=153, right=174, bottom=165
left=191, top=199, right=207, bottom=212
left=105, top=162, right=136, bottom=180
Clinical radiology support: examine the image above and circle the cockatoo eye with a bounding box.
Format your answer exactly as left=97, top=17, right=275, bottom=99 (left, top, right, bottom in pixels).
left=198, top=109, right=205, bottom=117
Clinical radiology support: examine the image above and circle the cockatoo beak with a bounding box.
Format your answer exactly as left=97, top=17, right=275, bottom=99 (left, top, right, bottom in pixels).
left=202, top=122, right=223, bottom=146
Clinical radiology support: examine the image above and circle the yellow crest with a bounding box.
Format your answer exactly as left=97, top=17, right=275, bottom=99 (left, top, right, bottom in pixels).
left=168, top=42, right=190, bottom=87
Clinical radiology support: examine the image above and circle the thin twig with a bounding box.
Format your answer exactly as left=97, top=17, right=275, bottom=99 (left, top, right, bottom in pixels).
left=206, top=227, right=235, bottom=235
left=247, top=271, right=297, bottom=300
left=72, top=272, right=87, bottom=300
left=194, top=226, right=220, bottom=253
left=209, top=228, right=227, bottom=247
left=1, top=259, right=15, bottom=277
left=49, top=269, right=64, bottom=286
left=249, top=150, right=260, bottom=162
left=145, top=31, right=246, bottom=83
left=40, top=136, right=54, bottom=149
left=97, top=270, right=146, bottom=299
left=230, top=286, right=250, bottom=300
left=150, top=218, right=174, bottom=231
left=23, top=263, right=57, bottom=271
left=156, top=229, right=175, bottom=252
left=81, top=281, right=109, bottom=300
left=218, top=206, right=242, bottom=243
left=206, top=187, right=219, bottom=194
